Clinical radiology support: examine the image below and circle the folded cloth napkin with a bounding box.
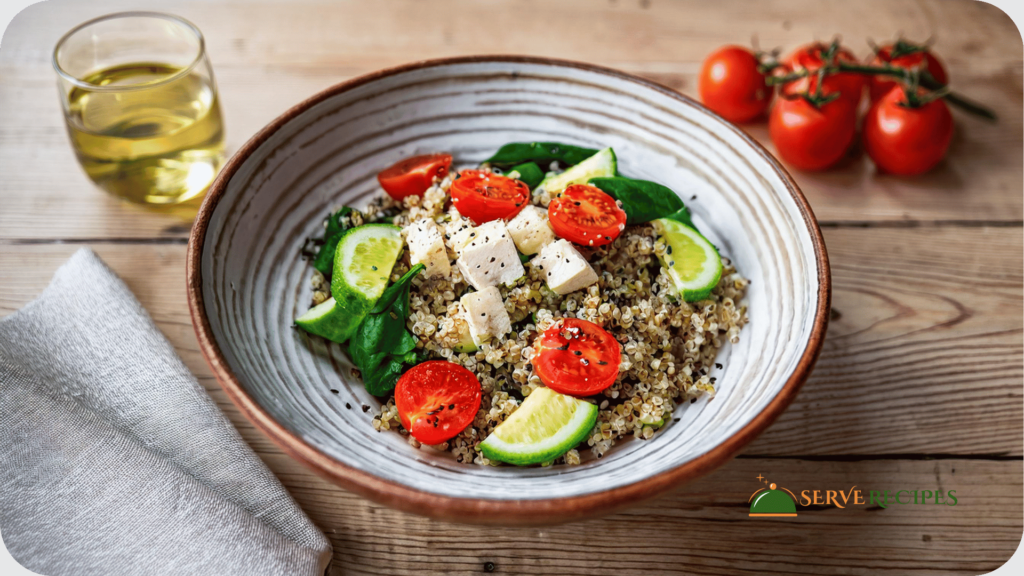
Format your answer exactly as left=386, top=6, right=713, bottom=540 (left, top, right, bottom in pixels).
left=0, top=249, right=331, bottom=576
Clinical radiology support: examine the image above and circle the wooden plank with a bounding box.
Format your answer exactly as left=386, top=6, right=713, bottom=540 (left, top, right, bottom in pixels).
left=273, top=453, right=1020, bottom=576
left=1, top=0, right=1021, bottom=240
left=1, top=226, right=1020, bottom=457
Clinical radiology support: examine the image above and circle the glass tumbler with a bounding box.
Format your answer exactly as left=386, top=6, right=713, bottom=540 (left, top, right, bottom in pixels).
left=53, top=12, right=225, bottom=205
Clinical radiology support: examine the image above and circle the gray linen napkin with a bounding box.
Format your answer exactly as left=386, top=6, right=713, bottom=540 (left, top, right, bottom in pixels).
left=0, top=249, right=332, bottom=576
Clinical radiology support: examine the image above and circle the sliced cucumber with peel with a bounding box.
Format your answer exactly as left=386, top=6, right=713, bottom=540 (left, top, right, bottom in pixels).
left=651, top=218, right=722, bottom=302
left=538, top=147, right=617, bottom=194
left=295, top=223, right=402, bottom=343
left=480, top=387, right=597, bottom=466
left=295, top=298, right=352, bottom=342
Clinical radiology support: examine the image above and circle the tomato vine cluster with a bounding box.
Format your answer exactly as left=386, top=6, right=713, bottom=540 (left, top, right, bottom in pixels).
left=698, top=37, right=994, bottom=176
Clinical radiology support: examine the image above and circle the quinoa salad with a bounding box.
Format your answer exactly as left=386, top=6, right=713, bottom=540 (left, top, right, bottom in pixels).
left=296, top=143, right=748, bottom=467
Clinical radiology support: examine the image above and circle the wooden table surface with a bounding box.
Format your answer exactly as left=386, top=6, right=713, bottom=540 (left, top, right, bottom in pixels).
left=2, top=1, right=1022, bottom=574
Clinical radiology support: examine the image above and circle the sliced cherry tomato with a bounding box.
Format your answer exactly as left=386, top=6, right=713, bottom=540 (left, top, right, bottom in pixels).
left=867, top=43, right=948, bottom=102
left=769, top=92, right=857, bottom=172
left=450, top=170, right=530, bottom=224
left=548, top=184, right=627, bottom=247
left=533, top=318, right=621, bottom=397
left=863, top=86, right=953, bottom=176
left=782, top=43, right=865, bottom=106
left=395, top=360, right=482, bottom=445
left=377, top=153, right=452, bottom=201
left=698, top=45, right=773, bottom=123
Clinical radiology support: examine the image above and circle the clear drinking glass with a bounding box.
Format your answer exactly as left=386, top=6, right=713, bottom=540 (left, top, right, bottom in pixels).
left=53, top=12, right=225, bottom=205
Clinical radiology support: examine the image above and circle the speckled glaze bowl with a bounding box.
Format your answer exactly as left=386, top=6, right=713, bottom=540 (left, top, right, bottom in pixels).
left=187, top=56, right=830, bottom=525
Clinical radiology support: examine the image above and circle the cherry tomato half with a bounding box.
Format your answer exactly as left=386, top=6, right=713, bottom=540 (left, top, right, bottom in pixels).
left=699, top=45, right=773, bottom=123
left=769, top=94, right=858, bottom=171
left=395, top=360, right=482, bottom=445
left=450, top=170, right=530, bottom=224
left=783, top=42, right=865, bottom=107
left=867, top=44, right=948, bottom=102
left=548, top=184, right=627, bottom=247
left=533, top=318, right=621, bottom=397
left=377, top=153, right=452, bottom=201
left=863, top=86, right=953, bottom=176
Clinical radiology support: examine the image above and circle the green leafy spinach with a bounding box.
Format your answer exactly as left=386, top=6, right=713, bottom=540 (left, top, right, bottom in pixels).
left=588, top=176, right=686, bottom=225
left=507, top=161, right=545, bottom=189
left=348, top=263, right=425, bottom=396
left=485, top=142, right=599, bottom=168
left=312, top=207, right=354, bottom=277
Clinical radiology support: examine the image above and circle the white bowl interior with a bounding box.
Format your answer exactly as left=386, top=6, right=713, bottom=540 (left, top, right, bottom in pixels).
left=201, top=60, right=820, bottom=500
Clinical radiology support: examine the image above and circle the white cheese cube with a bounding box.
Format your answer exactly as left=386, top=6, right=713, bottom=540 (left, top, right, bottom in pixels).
left=531, top=239, right=599, bottom=295
left=404, top=218, right=450, bottom=278
left=506, top=205, right=555, bottom=255
left=456, top=221, right=525, bottom=290
left=459, top=286, right=512, bottom=346
left=444, top=215, right=476, bottom=254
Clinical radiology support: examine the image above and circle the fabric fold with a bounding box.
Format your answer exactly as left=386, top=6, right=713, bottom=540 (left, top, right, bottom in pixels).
left=0, top=248, right=331, bottom=576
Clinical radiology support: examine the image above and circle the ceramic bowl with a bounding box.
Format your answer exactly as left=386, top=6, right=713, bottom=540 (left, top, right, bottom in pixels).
left=187, top=56, right=830, bottom=525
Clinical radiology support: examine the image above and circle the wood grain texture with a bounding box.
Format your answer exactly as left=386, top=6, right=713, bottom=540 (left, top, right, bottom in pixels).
left=0, top=0, right=1021, bottom=240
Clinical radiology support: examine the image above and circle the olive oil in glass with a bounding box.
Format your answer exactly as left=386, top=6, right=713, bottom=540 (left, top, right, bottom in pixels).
left=65, top=63, right=224, bottom=204
left=54, top=13, right=224, bottom=205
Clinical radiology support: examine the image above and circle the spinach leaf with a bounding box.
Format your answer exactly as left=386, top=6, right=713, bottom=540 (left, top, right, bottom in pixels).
left=508, top=162, right=545, bottom=189
left=348, top=264, right=425, bottom=395
left=589, top=177, right=685, bottom=225
left=312, top=207, right=354, bottom=276
left=485, top=142, right=599, bottom=168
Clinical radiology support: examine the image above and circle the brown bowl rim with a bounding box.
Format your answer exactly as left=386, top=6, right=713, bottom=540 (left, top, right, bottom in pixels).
left=186, top=54, right=831, bottom=526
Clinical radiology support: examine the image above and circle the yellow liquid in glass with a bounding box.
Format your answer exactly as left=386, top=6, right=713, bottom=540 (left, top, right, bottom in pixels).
left=65, top=63, right=224, bottom=205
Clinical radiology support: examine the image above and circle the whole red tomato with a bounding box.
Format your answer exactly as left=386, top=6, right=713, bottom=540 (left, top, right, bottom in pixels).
left=699, top=45, right=773, bottom=123
left=769, top=94, right=858, bottom=171
left=867, top=43, right=948, bottom=102
left=783, top=42, right=865, bottom=107
left=863, top=86, right=953, bottom=176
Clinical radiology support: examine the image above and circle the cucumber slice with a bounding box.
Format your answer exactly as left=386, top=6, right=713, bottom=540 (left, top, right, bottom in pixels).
left=323, top=223, right=403, bottom=342
left=295, top=298, right=352, bottom=342
left=651, top=218, right=722, bottom=302
left=538, top=147, right=616, bottom=194
left=480, top=387, right=597, bottom=466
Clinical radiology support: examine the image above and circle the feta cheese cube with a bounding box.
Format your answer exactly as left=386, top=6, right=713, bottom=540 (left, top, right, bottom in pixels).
left=456, top=221, right=525, bottom=290
left=531, top=239, right=599, bottom=295
left=506, top=205, right=555, bottom=255
left=404, top=218, right=450, bottom=278
left=444, top=215, right=476, bottom=254
left=459, top=286, right=511, bottom=346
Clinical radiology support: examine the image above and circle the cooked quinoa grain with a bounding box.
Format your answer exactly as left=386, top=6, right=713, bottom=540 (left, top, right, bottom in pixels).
left=313, top=172, right=748, bottom=465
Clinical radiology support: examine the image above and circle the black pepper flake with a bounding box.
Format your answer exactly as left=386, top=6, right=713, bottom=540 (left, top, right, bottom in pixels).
left=572, top=350, right=582, bottom=356
left=371, top=265, right=378, bottom=271
left=574, top=201, right=581, bottom=206
left=470, top=232, right=476, bottom=237
left=715, top=363, right=723, bottom=369
left=330, top=389, right=339, bottom=394
left=490, top=257, right=495, bottom=263
left=667, top=245, right=673, bottom=254
left=345, top=403, right=352, bottom=409
left=554, top=343, right=569, bottom=351
left=449, top=404, right=455, bottom=410
left=484, top=562, right=496, bottom=573
left=361, top=405, right=370, bottom=413
left=597, top=360, right=608, bottom=365
left=481, top=313, right=486, bottom=317
left=690, top=398, right=697, bottom=404
left=669, top=260, right=676, bottom=266
left=500, top=262, right=505, bottom=267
